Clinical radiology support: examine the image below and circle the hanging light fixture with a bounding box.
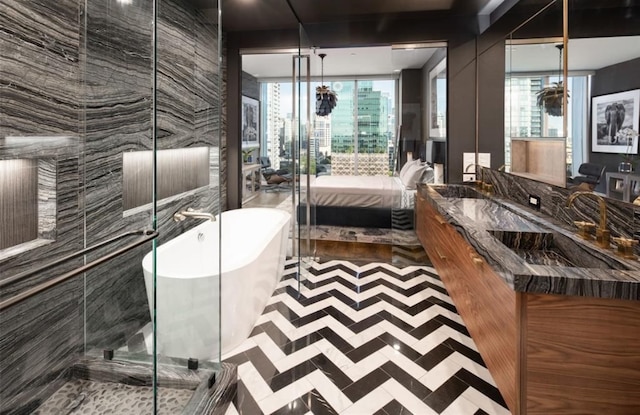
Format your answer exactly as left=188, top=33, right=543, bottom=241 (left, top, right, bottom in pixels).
left=315, top=53, right=338, bottom=117
left=535, top=44, right=569, bottom=117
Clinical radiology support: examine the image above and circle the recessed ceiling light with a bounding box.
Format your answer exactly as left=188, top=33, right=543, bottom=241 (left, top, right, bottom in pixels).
left=393, top=69, right=401, bottom=72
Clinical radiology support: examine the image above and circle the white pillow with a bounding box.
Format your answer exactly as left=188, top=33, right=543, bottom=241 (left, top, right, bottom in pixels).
left=420, top=166, right=434, bottom=184
left=400, top=162, right=427, bottom=189
left=399, top=158, right=420, bottom=178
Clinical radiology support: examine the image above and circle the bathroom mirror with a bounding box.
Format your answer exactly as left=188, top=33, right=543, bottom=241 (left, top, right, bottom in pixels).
left=504, top=0, right=640, bottom=195
left=505, top=0, right=566, bottom=186
left=567, top=1, right=640, bottom=199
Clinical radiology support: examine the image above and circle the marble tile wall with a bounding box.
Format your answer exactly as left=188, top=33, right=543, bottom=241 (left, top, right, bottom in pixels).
left=0, top=1, right=84, bottom=411
left=83, top=0, right=225, bottom=359
left=0, top=0, right=225, bottom=412
left=484, top=169, right=638, bottom=243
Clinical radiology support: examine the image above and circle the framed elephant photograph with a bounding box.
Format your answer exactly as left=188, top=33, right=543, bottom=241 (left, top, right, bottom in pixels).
left=591, top=89, right=640, bottom=154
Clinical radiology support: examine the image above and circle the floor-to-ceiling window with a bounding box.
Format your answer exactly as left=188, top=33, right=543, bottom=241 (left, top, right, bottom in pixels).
left=260, top=78, right=396, bottom=176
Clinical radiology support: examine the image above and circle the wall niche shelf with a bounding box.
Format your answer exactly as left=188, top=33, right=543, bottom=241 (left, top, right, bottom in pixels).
left=510, top=137, right=566, bottom=187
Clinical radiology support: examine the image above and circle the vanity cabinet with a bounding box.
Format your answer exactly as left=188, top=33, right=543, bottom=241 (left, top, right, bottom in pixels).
left=415, top=192, right=640, bottom=415
left=416, top=193, right=517, bottom=412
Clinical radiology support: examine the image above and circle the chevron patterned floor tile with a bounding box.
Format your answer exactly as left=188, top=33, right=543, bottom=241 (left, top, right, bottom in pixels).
left=223, top=259, right=511, bottom=415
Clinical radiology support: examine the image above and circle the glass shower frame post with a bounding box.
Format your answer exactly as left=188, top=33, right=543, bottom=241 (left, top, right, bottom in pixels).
left=291, top=43, right=315, bottom=292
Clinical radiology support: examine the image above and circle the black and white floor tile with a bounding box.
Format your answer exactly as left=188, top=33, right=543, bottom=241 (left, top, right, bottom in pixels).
left=222, top=260, right=510, bottom=415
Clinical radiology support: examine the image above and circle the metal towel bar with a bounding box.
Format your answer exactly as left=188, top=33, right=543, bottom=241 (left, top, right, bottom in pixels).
left=1, top=230, right=151, bottom=288
left=0, top=229, right=158, bottom=311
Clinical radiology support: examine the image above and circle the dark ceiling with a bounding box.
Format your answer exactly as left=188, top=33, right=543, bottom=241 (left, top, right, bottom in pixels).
left=218, top=0, right=498, bottom=32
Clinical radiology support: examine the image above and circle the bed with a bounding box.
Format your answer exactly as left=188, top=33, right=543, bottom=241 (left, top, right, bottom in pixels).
left=297, top=162, right=432, bottom=229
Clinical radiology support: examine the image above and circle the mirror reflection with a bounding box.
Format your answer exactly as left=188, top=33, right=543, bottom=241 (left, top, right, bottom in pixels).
left=505, top=0, right=640, bottom=205
left=504, top=0, right=565, bottom=187
left=566, top=35, right=640, bottom=197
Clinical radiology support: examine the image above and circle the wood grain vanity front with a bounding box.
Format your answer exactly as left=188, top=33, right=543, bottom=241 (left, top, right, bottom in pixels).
left=520, top=293, right=640, bottom=414
left=416, top=193, right=517, bottom=412
left=416, top=191, right=640, bottom=414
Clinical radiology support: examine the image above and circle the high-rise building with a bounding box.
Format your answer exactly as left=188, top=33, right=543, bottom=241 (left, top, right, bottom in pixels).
left=329, top=81, right=355, bottom=154
left=313, top=116, right=331, bottom=157
left=330, top=80, right=391, bottom=175
left=264, top=83, right=282, bottom=169
left=357, top=81, right=388, bottom=154
left=505, top=77, right=543, bottom=138
left=329, top=81, right=390, bottom=154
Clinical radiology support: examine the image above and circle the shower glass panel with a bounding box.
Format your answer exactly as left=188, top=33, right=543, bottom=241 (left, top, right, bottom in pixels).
left=295, top=23, right=315, bottom=290
left=0, top=0, right=222, bottom=413
left=153, top=0, right=223, bottom=412
left=390, top=46, right=446, bottom=265
left=81, top=0, right=156, bottom=384
left=0, top=0, right=85, bottom=403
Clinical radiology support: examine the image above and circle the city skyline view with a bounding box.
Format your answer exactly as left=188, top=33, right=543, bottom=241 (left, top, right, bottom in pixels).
left=278, top=79, right=396, bottom=119
left=261, top=78, right=398, bottom=175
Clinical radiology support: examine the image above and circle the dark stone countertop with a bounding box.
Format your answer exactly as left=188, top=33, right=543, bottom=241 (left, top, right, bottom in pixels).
left=419, top=184, right=640, bottom=301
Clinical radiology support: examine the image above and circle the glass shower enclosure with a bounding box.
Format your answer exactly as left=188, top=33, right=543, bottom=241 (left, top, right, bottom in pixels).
left=0, top=0, right=224, bottom=413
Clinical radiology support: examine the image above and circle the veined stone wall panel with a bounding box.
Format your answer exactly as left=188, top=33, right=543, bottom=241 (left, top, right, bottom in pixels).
left=0, top=0, right=226, bottom=412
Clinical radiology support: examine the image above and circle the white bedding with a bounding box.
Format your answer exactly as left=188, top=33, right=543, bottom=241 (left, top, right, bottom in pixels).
left=301, top=175, right=416, bottom=209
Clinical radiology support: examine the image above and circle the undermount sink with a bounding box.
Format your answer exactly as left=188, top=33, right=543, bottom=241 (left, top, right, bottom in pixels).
left=430, top=184, right=485, bottom=199
left=488, top=230, right=631, bottom=271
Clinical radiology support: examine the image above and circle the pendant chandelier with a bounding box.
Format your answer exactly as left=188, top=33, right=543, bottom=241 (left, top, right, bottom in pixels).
left=315, top=53, right=338, bottom=117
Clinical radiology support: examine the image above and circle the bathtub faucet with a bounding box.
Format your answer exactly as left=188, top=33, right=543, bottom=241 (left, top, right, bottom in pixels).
left=173, top=208, right=216, bottom=222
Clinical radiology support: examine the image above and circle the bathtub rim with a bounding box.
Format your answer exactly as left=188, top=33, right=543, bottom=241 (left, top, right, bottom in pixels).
left=142, top=207, right=291, bottom=280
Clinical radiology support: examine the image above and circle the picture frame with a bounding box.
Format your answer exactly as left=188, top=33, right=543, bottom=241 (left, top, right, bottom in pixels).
left=591, top=89, right=640, bottom=154
left=242, top=95, right=260, bottom=149
left=428, top=58, right=447, bottom=138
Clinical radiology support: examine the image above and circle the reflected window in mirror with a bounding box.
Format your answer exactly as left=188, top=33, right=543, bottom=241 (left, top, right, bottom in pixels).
left=504, top=72, right=590, bottom=176
left=566, top=75, right=589, bottom=178
left=505, top=74, right=564, bottom=139
left=504, top=38, right=567, bottom=187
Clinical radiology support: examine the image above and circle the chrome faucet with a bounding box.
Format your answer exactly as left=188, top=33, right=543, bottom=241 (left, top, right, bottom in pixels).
left=173, top=208, right=216, bottom=222
left=565, top=191, right=609, bottom=248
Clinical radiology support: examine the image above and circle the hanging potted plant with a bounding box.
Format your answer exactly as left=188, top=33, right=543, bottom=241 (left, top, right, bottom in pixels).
left=535, top=44, right=568, bottom=117
left=536, top=81, right=567, bottom=117
left=316, top=86, right=338, bottom=117
left=315, top=53, right=338, bottom=117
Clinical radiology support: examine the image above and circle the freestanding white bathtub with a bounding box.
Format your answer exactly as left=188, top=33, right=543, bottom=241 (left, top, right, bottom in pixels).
left=142, top=208, right=290, bottom=361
